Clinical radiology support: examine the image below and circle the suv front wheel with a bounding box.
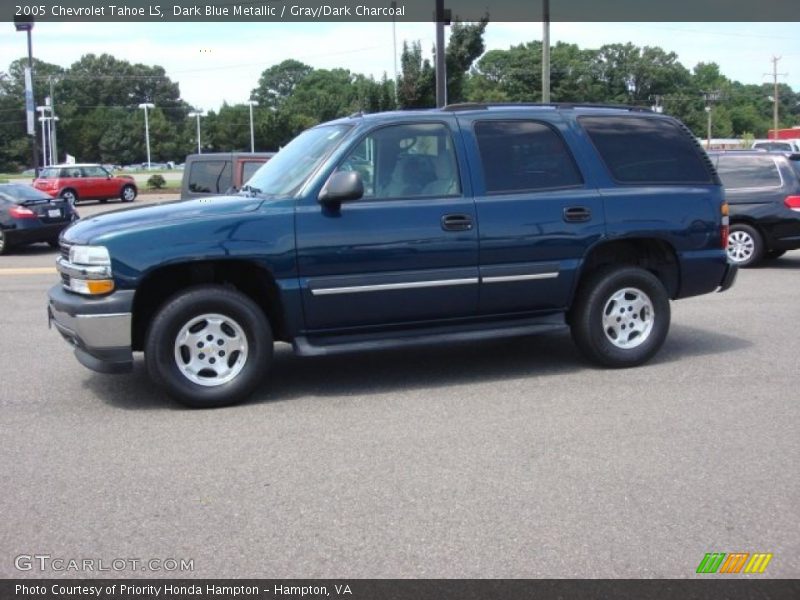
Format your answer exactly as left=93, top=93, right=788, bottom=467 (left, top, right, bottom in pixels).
left=145, top=285, right=273, bottom=407
left=570, top=266, right=671, bottom=368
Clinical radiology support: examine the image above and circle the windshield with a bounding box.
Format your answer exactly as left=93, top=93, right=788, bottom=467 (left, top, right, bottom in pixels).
left=246, top=124, right=351, bottom=197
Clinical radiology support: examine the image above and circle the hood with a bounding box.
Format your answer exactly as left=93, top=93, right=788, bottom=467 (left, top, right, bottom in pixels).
left=62, top=195, right=264, bottom=245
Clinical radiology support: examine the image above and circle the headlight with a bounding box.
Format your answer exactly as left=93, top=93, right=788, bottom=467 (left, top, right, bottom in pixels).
left=69, top=245, right=111, bottom=266
left=59, top=245, right=114, bottom=296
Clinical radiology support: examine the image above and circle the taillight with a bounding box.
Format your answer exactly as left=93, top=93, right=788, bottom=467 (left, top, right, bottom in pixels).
left=9, top=205, right=37, bottom=219
left=720, top=202, right=730, bottom=249
left=785, top=195, right=800, bottom=212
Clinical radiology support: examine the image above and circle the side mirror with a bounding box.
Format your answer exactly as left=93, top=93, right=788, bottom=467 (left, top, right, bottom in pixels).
left=318, top=171, right=363, bottom=208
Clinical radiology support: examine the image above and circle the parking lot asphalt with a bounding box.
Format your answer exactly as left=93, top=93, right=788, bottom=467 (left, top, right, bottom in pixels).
left=0, top=200, right=797, bottom=578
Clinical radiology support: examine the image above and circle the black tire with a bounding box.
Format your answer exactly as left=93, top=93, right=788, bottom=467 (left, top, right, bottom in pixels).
left=766, top=249, right=786, bottom=260
left=727, top=223, right=764, bottom=267
left=0, top=230, right=9, bottom=255
left=120, top=185, right=137, bottom=203
left=47, top=239, right=59, bottom=249
left=145, top=285, right=273, bottom=408
left=60, top=189, right=78, bottom=205
left=570, top=266, right=671, bottom=368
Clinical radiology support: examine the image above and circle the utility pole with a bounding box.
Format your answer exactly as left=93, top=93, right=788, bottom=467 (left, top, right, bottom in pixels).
left=391, top=1, right=398, bottom=102
left=434, top=0, right=449, bottom=108
left=542, top=0, right=550, bottom=103
left=766, top=56, right=787, bottom=139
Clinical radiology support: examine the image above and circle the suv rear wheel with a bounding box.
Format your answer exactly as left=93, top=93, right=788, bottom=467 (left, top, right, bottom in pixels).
left=145, top=285, right=273, bottom=407
left=570, top=266, right=670, bottom=368
left=727, top=223, right=764, bottom=267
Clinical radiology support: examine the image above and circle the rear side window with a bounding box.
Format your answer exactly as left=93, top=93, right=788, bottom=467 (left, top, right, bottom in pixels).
left=716, top=155, right=782, bottom=189
left=474, top=120, right=582, bottom=194
left=188, top=160, right=232, bottom=194
left=580, top=116, right=713, bottom=184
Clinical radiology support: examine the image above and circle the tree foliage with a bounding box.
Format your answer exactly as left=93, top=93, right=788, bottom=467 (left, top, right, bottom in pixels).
left=1, top=29, right=799, bottom=173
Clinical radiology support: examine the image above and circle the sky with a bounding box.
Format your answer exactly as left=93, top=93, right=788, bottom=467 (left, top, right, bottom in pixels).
left=1, top=21, right=798, bottom=112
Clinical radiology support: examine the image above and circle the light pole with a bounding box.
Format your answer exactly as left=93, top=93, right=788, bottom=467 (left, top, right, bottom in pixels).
left=246, top=100, right=258, bottom=153
left=50, top=116, right=59, bottom=164
left=138, top=102, right=155, bottom=168
left=37, top=105, right=50, bottom=167
left=705, top=106, right=712, bottom=149
left=188, top=110, right=204, bottom=154
left=15, top=16, right=39, bottom=176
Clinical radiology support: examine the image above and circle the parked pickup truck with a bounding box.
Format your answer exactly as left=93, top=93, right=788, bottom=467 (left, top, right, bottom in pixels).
left=48, top=103, right=737, bottom=407
left=180, top=152, right=274, bottom=200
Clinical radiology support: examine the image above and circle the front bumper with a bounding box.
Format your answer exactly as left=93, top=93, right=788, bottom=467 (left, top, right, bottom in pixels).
left=47, top=284, right=135, bottom=374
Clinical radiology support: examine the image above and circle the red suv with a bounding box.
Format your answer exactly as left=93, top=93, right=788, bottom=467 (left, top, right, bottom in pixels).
left=33, top=164, right=137, bottom=204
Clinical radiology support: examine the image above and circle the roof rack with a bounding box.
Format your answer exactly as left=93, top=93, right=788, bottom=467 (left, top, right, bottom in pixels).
left=442, top=102, right=653, bottom=113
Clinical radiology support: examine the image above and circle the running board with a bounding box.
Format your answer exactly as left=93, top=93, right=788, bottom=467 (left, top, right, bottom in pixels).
left=293, top=314, right=567, bottom=357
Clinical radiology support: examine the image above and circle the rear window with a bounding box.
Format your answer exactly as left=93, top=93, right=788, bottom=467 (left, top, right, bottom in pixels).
left=0, top=184, right=52, bottom=203
left=753, top=142, right=794, bottom=152
left=38, top=167, right=61, bottom=179
left=580, top=116, right=713, bottom=184
left=788, top=157, right=800, bottom=179
left=474, top=120, right=583, bottom=194
left=187, top=160, right=232, bottom=194
left=716, top=155, right=783, bottom=189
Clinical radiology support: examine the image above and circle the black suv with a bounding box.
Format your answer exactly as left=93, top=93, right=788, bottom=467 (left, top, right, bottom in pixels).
left=709, top=151, right=800, bottom=266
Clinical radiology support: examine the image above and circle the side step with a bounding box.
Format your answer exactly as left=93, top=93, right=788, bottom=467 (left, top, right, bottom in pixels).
left=293, top=314, right=568, bottom=357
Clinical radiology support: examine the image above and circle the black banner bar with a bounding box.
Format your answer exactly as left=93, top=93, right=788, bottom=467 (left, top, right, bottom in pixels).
left=3, top=579, right=800, bottom=600
left=2, top=0, right=798, bottom=23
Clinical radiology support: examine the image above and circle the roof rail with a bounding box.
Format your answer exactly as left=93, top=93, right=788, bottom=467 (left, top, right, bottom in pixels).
left=442, top=102, right=653, bottom=113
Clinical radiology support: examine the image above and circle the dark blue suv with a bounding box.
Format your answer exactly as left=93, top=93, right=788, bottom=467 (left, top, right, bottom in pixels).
left=48, top=104, right=737, bottom=407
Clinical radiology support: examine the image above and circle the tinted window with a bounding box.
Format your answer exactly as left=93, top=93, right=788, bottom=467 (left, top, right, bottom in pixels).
left=474, top=120, right=582, bottom=194
left=338, top=123, right=461, bottom=199
left=716, top=155, right=782, bottom=189
left=787, top=157, right=800, bottom=179
left=188, top=160, right=232, bottom=194
left=581, top=116, right=713, bottom=184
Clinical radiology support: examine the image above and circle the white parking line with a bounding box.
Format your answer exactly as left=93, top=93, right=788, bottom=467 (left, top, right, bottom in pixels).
left=0, top=267, right=57, bottom=276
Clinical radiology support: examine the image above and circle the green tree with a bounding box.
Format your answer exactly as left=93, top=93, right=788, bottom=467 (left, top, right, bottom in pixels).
left=397, top=41, right=435, bottom=108
left=251, top=59, right=313, bottom=109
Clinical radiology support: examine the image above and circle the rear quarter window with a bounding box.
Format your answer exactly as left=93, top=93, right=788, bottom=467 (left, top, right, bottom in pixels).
left=474, top=120, right=583, bottom=194
left=580, top=116, right=714, bottom=184
left=716, top=155, right=783, bottom=189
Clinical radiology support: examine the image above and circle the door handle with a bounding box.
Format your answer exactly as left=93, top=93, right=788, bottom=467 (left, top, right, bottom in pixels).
left=441, top=214, right=473, bottom=231
left=563, top=206, right=592, bottom=222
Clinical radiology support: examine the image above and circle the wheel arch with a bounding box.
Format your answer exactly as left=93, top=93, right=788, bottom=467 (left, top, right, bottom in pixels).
left=572, top=237, right=681, bottom=304
left=131, top=259, right=287, bottom=351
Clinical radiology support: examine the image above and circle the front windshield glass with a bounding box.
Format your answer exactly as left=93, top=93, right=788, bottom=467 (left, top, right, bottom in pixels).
left=246, top=124, right=351, bottom=197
